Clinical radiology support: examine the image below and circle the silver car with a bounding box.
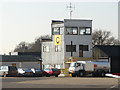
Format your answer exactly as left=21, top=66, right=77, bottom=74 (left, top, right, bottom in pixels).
left=18, top=68, right=33, bottom=77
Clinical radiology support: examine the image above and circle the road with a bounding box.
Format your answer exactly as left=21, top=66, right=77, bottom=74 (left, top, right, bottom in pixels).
left=1, top=76, right=120, bottom=90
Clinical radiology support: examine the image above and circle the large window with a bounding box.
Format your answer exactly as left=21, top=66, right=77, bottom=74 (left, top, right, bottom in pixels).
left=79, top=27, right=91, bottom=35
left=66, top=27, right=78, bottom=35
left=66, top=45, right=76, bottom=52
left=52, top=27, right=60, bottom=35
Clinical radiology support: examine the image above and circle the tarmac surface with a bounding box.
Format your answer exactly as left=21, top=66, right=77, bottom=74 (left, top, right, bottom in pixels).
left=1, top=76, right=120, bottom=90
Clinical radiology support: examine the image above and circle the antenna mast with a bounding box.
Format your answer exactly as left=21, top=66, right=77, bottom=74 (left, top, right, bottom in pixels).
left=67, top=2, right=75, bottom=19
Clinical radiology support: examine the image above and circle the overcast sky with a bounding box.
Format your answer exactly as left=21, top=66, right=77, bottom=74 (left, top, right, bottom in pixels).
left=0, top=1, right=118, bottom=54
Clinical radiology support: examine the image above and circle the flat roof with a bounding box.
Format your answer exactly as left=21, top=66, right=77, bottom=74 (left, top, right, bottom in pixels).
left=64, top=19, right=92, bottom=21
left=52, top=19, right=92, bottom=24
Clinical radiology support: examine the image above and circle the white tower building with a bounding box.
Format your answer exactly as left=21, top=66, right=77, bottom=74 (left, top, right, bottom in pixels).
left=42, top=19, right=93, bottom=69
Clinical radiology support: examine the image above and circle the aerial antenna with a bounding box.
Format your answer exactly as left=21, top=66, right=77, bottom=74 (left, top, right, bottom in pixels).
left=67, top=2, right=75, bottom=19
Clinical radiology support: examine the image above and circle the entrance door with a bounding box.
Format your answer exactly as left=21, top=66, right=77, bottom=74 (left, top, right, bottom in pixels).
left=79, top=45, right=83, bottom=57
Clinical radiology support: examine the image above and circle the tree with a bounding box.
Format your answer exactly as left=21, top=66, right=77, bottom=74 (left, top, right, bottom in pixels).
left=14, top=35, right=51, bottom=52
left=14, top=41, right=29, bottom=52
left=92, top=30, right=120, bottom=45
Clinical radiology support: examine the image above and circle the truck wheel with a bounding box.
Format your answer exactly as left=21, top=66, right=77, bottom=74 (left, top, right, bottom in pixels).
left=72, top=74, right=76, bottom=77
left=55, top=75, right=58, bottom=77
left=79, top=71, right=84, bottom=77
left=101, top=71, right=105, bottom=77
left=46, top=74, right=50, bottom=77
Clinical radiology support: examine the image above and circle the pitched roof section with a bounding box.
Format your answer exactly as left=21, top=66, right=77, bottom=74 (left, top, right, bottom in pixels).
left=0, top=55, right=41, bottom=62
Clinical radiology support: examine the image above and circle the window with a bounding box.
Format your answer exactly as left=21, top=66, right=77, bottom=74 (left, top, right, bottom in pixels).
left=52, top=27, right=60, bottom=35
left=79, top=27, right=91, bottom=35
left=66, top=45, right=76, bottom=52
left=79, top=28, right=86, bottom=35
left=72, top=28, right=78, bottom=34
left=43, top=46, right=46, bottom=52
left=83, top=45, right=89, bottom=51
left=55, top=45, right=61, bottom=52
left=66, top=27, right=78, bottom=35
left=66, top=28, right=72, bottom=34
left=85, top=28, right=91, bottom=35
left=43, top=46, right=50, bottom=52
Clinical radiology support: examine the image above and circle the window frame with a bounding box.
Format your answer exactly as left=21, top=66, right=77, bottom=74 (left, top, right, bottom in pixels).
left=66, top=27, right=78, bottom=35
left=52, top=27, right=60, bottom=35
left=85, top=27, right=92, bottom=35
left=79, top=27, right=91, bottom=35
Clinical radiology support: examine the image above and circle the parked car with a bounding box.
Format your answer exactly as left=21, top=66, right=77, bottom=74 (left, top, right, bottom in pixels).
left=0, top=66, right=18, bottom=77
left=44, top=68, right=61, bottom=77
left=31, top=68, right=46, bottom=77
left=18, top=68, right=34, bottom=77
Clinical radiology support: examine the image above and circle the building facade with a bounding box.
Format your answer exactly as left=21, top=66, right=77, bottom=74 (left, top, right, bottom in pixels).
left=42, top=19, right=93, bottom=69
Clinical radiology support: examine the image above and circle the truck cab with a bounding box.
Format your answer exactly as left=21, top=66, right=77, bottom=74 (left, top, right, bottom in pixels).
left=69, top=61, right=87, bottom=77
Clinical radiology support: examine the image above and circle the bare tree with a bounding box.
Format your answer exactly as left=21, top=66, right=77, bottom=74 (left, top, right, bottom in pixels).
left=14, top=41, right=29, bottom=52
left=92, top=30, right=120, bottom=45
left=14, top=35, right=51, bottom=52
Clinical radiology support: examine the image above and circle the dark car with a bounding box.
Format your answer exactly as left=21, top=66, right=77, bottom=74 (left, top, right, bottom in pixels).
left=44, top=68, right=61, bottom=77
left=31, top=68, right=46, bottom=77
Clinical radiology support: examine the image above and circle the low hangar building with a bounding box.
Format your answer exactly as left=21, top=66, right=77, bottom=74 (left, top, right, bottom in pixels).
left=0, top=52, right=42, bottom=69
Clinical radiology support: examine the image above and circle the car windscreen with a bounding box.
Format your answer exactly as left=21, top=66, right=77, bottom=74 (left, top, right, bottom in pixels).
left=44, top=69, right=51, bottom=71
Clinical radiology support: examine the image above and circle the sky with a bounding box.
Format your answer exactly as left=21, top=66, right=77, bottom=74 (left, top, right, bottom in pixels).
left=0, top=0, right=119, bottom=54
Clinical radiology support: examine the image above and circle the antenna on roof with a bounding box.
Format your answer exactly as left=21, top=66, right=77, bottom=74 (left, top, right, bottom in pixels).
left=67, top=2, right=75, bottom=19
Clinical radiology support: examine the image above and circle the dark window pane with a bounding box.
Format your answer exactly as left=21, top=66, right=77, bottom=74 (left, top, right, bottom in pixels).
left=66, top=45, right=76, bottom=52
left=83, top=45, right=89, bottom=51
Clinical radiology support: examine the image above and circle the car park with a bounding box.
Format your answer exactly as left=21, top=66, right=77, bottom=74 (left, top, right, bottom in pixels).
left=31, top=68, right=47, bottom=77
left=18, top=68, right=34, bottom=77
left=0, top=66, right=18, bottom=77
left=44, top=68, right=61, bottom=77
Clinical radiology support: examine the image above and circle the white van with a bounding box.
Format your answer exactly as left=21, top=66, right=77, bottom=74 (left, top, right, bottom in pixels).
left=0, top=66, right=18, bottom=77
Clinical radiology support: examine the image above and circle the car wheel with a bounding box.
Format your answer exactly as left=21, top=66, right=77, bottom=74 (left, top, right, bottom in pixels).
left=101, top=71, right=105, bottom=77
left=55, top=75, right=58, bottom=77
left=46, top=74, right=50, bottom=77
